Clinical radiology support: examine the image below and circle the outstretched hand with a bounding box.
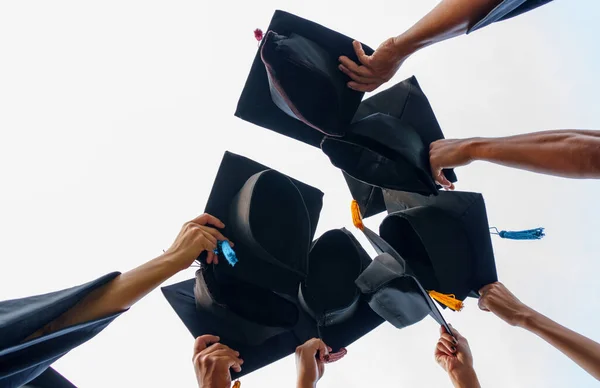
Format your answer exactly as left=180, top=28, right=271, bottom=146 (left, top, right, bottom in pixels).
left=165, top=213, right=232, bottom=270
left=338, top=38, right=406, bottom=92
left=193, top=335, right=243, bottom=388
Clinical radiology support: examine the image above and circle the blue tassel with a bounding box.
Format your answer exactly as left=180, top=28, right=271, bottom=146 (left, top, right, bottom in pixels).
left=490, top=227, right=545, bottom=240
left=212, top=241, right=238, bottom=266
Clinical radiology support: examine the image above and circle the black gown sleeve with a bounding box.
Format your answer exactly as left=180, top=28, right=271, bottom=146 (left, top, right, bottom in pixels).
left=0, top=272, right=124, bottom=388
left=468, top=0, right=554, bottom=34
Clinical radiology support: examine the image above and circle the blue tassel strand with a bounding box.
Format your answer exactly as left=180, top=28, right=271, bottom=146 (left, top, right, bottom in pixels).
left=490, top=227, right=545, bottom=240
left=212, top=240, right=238, bottom=266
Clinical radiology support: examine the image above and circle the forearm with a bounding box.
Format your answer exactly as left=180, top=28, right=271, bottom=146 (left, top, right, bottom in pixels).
left=297, top=378, right=316, bottom=388
left=521, top=310, right=600, bottom=381
left=393, top=0, right=503, bottom=58
left=466, top=130, right=600, bottom=178
left=27, top=252, right=185, bottom=340
left=449, top=368, right=481, bottom=388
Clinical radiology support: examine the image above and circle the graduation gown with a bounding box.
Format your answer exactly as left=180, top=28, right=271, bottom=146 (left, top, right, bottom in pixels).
left=0, top=272, right=124, bottom=388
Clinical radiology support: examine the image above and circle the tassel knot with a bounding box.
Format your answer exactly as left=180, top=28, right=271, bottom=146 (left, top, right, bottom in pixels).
left=232, top=381, right=241, bottom=388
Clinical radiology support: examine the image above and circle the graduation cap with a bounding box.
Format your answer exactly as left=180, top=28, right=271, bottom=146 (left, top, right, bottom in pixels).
left=332, top=76, right=458, bottom=219
left=468, top=0, right=554, bottom=34
left=381, top=190, right=498, bottom=302
left=350, top=202, right=453, bottom=334
left=201, top=151, right=324, bottom=296
left=236, top=10, right=374, bottom=147
left=297, top=229, right=381, bottom=345
left=0, top=272, right=123, bottom=388
left=162, top=228, right=384, bottom=379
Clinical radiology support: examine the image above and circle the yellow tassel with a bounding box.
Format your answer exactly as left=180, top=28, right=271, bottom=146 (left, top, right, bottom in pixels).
left=428, top=291, right=464, bottom=311
left=232, top=381, right=241, bottom=388
left=351, top=200, right=364, bottom=230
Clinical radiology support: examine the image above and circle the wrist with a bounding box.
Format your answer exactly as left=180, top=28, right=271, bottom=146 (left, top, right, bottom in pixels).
left=391, top=34, right=419, bottom=62
left=449, top=367, right=480, bottom=388
left=462, top=137, right=488, bottom=163
left=517, top=306, right=540, bottom=330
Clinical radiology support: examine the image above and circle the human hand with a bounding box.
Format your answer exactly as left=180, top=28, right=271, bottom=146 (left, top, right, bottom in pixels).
left=429, top=138, right=478, bottom=189
left=193, top=335, right=243, bottom=388
left=165, top=214, right=232, bottom=270
left=338, top=38, right=407, bottom=92
left=435, top=325, right=480, bottom=388
left=295, top=338, right=332, bottom=388
left=478, top=282, right=533, bottom=327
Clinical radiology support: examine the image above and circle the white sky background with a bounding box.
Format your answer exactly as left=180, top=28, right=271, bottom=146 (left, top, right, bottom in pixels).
left=1, top=0, right=599, bottom=387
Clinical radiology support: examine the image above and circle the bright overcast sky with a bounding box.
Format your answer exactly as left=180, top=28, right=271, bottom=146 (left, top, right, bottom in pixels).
left=1, top=0, right=599, bottom=387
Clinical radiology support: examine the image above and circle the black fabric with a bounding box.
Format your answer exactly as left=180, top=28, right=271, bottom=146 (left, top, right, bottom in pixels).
left=162, top=279, right=303, bottom=379
left=383, top=190, right=498, bottom=296
left=356, top=253, right=450, bottom=331
left=24, top=368, right=76, bottom=388
left=193, top=267, right=298, bottom=346
left=380, top=207, right=473, bottom=300
left=468, top=0, right=554, bottom=33
left=342, top=172, right=385, bottom=219
left=235, top=10, right=374, bottom=147
left=204, top=151, right=323, bottom=296
left=339, top=76, right=457, bottom=219
left=261, top=32, right=354, bottom=136
left=0, top=272, right=122, bottom=388
left=229, top=169, right=311, bottom=284
left=299, top=229, right=367, bottom=327
left=322, top=113, right=438, bottom=195
left=163, top=229, right=384, bottom=379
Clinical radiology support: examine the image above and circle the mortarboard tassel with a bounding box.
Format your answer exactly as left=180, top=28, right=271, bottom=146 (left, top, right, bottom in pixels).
left=253, top=28, right=264, bottom=46
left=212, top=240, right=238, bottom=267
left=490, top=227, right=545, bottom=240
left=428, top=291, right=464, bottom=311
left=232, top=381, right=241, bottom=388
left=351, top=200, right=364, bottom=230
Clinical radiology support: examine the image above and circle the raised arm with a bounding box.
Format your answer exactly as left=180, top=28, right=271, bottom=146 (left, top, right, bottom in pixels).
left=26, top=213, right=230, bottom=341
left=479, top=282, right=600, bottom=381
left=338, top=0, right=503, bottom=92
left=429, top=130, right=600, bottom=188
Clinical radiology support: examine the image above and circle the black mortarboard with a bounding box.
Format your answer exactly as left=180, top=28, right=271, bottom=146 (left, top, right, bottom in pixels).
left=350, top=201, right=453, bottom=333
left=332, top=76, right=457, bottom=219
left=468, top=0, right=554, bottom=34
left=297, top=228, right=383, bottom=346
left=235, top=10, right=374, bottom=147
left=200, top=151, right=323, bottom=296
left=382, top=190, right=498, bottom=301
left=0, top=272, right=123, bottom=388
left=24, top=368, right=77, bottom=388
left=162, top=228, right=384, bottom=379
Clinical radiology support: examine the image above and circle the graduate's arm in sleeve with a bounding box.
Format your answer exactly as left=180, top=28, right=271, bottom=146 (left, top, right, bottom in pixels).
left=337, top=0, right=553, bottom=92
left=429, top=130, right=600, bottom=188
left=26, top=213, right=230, bottom=341
left=337, top=0, right=503, bottom=92
left=479, top=282, right=600, bottom=381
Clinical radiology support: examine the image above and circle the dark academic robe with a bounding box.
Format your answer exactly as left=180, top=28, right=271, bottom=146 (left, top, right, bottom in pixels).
left=0, top=272, right=124, bottom=388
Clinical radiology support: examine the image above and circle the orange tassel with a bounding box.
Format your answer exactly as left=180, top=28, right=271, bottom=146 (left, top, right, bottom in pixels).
left=428, top=291, right=464, bottom=311
left=351, top=200, right=364, bottom=230
left=232, top=381, right=241, bottom=388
